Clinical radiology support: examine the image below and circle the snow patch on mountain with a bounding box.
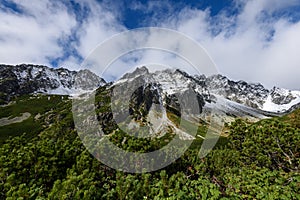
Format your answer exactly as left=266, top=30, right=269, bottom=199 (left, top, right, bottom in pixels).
left=263, top=89, right=300, bottom=113
left=117, top=67, right=300, bottom=114
left=2, top=64, right=300, bottom=114
left=0, top=64, right=106, bottom=100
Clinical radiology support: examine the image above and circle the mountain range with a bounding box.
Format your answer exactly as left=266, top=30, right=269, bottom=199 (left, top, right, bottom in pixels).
left=1, top=64, right=300, bottom=199
left=1, top=64, right=300, bottom=117
left=0, top=64, right=106, bottom=102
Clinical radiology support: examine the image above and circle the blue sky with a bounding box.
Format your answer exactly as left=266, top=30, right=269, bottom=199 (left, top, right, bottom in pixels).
left=1, top=0, right=300, bottom=89
left=119, top=0, right=235, bottom=28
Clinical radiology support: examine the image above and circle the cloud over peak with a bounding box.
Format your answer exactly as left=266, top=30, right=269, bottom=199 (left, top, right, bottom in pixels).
left=0, top=0, right=300, bottom=89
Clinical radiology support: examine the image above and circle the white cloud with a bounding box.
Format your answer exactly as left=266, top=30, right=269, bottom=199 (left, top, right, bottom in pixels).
left=0, top=0, right=77, bottom=65
left=74, top=1, right=125, bottom=59
left=0, top=0, right=124, bottom=68
left=0, top=0, right=300, bottom=90
left=77, top=0, right=300, bottom=90
left=153, top=0, right=300, bottom=90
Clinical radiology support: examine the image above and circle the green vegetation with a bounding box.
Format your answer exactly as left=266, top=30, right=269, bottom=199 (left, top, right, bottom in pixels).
left=0, top=94, right=70, bottom=142
left=280, top=107, right=300, bottom=129
left=0, top=93, right=299, bottom=199
left=0, top=94, right=67, bottom=118
left=0, top=117, right=43, bottom=142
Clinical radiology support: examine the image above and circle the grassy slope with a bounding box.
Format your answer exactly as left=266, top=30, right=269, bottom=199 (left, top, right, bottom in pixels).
left=0, top=92, right=299, bottom=199
left=1, top=90, right=299, bottom=146
left=0, top=94, right=70, bottom=142
left=279, top=108, right=300, bottom=129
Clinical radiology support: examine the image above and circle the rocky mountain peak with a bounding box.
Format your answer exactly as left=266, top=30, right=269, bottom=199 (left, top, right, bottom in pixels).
left=121, top=66, right=149, bottom=79
left=0, top=64, right=106, bottom=102
left=116, top=66, right=300, bottom=114
left=1, top=64, right=300, bottom=114
left=269, top=87, right=296, bottom=105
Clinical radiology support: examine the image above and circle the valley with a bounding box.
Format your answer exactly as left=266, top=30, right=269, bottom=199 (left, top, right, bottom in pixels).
left=0, top=64, right=299, bottom=199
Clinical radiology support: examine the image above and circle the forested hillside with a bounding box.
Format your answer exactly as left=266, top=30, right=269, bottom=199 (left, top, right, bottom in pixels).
left=0, top=92, right=299, bottom=199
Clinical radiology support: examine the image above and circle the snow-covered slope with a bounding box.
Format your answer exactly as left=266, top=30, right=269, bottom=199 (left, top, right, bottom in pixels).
left=193, top=73, right=300, bottom=114
left=263, top=88, right=300, bottom=113
left=200, top=74, right=269, bottom=109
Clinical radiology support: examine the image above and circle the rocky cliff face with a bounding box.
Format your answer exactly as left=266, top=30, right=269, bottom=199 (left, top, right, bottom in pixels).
left=1, top=64, right=299, bottom=114
left=115, top=67, right=300, bottom=114
left=200, top=74, right=269, bottom=109
left=193, top=74, right=300, bottom=113
left=114, top=67, right=207, bottom=120
left=0, top=64, right=106, bottom=102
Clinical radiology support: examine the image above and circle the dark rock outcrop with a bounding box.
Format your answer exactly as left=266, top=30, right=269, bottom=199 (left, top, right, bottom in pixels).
left=0, top=64, right=106, bottom=103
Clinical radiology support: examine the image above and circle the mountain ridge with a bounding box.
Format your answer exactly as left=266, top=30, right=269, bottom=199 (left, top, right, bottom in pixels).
left=117, top=66, right=300, bottom=114
left=0, top=64, right=106, bottom=103
left=1, top=64, right=300, bottom=114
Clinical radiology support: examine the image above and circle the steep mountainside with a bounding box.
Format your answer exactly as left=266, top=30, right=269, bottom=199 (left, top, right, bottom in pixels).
left=117, top=67, right=300, bottom=116
left=0, top=64, right=106, bottom=103
left=0, top=65, right=299, bottom=199
left=196, top=74, right=300, bottom=113
left=1, top=64, right=300, bottom=114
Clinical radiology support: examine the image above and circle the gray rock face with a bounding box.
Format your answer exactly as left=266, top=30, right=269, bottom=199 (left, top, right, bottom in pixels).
left=116, top=67, right=300, bottom=114
left=0, top=64, right=106, bottom=102
left=194, top=74, right=300, bottom=112
left=270, top=87, right=296, bottom=105
left=200, top=74, right=269, bottom=109
left=122, top=66, right=150, bottom=79
left=1, top=64, right=299, bottom=113
left=113, top=67, right=209, bottom=121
